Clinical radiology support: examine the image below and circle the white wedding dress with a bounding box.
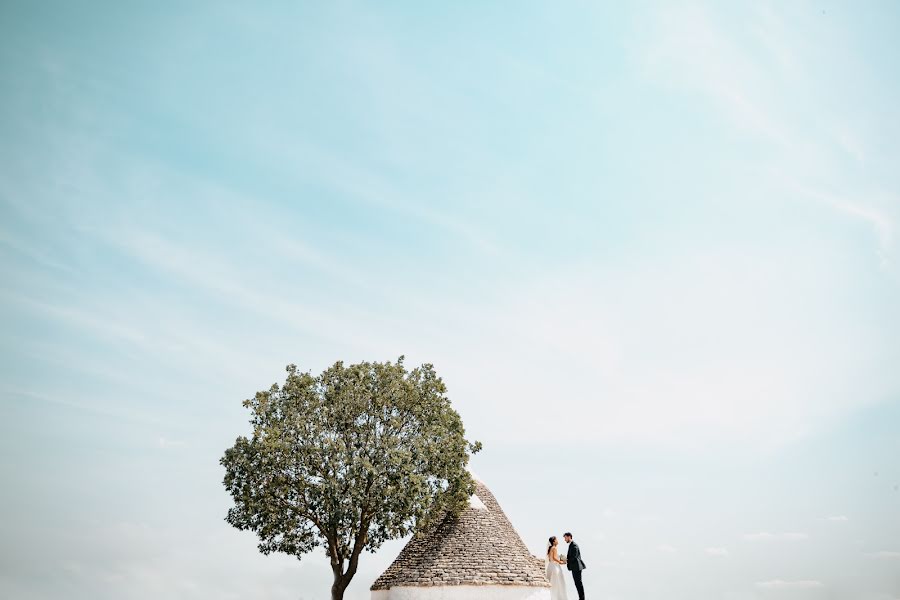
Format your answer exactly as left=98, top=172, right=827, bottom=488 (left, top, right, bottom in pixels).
left=546, top=554, right=569, bottom=600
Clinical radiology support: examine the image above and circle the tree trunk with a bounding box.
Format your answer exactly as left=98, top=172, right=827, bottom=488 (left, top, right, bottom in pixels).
left=328, top=520, right=366, bottom=600
left=331, top=565, right=354, bottom=600
left=330, top=576, right=347, bottom=600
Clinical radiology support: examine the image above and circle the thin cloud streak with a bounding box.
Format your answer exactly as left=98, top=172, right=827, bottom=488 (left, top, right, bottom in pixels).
left=636, top=3, right=898, bottom=269
left=756, top=579, right=824, bottom=589
left=743, top=532, right=809, bottom=542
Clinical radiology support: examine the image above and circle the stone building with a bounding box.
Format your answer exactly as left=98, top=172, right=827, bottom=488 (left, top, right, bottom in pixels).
left=371, top=480, right=550, bottom=600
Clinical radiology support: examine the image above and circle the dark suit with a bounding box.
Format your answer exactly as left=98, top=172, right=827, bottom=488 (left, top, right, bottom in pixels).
left=566, top=540, right=586, bottom=600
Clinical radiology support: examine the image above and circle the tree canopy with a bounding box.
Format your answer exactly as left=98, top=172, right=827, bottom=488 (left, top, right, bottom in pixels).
left=220, top=357, right=481, bottom=600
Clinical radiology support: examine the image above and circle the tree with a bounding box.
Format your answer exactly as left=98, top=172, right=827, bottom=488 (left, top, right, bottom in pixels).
left=220, top=357, right=482, bottom=600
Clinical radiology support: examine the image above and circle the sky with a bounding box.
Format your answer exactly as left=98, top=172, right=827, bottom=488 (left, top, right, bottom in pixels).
left=1, top=1, right=899, bottom=599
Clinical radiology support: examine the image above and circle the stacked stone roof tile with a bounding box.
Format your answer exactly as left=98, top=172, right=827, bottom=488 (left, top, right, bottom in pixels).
left=371, top=481, right=550, bottom=590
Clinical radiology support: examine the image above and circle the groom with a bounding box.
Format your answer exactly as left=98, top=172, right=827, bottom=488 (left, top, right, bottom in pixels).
left=564, top=532, right=586, bottom=600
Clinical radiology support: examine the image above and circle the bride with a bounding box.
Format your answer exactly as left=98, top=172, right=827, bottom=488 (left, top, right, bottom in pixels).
left=546, top=536, right=569, bottom=600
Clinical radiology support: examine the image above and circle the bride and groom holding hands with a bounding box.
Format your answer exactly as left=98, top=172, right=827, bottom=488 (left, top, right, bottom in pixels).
left=546, top=532, right=586, bottom=600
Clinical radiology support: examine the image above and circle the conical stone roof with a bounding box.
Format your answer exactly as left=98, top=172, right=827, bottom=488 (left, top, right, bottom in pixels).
left=371, top=481, right=550, bottom=590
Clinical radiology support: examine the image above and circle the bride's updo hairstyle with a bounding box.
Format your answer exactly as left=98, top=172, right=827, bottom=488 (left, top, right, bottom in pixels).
left=547, top=536, right=557, bottom=554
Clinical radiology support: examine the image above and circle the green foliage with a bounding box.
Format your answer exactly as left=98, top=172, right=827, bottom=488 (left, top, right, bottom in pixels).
left=220, top=357, right=481, bottom=599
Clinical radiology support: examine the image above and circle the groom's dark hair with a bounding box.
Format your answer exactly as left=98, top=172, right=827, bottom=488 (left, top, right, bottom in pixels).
left=564, top=532, right=573, bottom=538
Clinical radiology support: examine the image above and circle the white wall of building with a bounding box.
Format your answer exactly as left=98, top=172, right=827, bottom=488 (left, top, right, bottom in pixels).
left=371, top=585, right=551, bottom=600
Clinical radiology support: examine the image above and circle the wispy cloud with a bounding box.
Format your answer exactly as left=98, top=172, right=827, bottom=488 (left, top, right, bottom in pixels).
left=743, top=532, right=808, bottom=542
left=0, top=228, right=77, bottom=275
left=866, top=551, right=900, bottom=559
left=636, top=3, right=897, bottom=269
left=157, top=437, right=187, bottom=449
left=788, top=183, right=896, bottom=269
left=756, top=579, right=824, bottom=589
left=636, top=3, right=791, bottom=146
left=2, top=387, right=164, bottom=426
left=94, top=229, right=388, bottom=354
left=444, top=248, right=900, bottom=447
left=1, top=286, right=275, bottom=387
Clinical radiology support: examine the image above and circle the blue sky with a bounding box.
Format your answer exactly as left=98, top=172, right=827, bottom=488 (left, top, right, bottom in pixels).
left=1, top=2, right=899, bottom=599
